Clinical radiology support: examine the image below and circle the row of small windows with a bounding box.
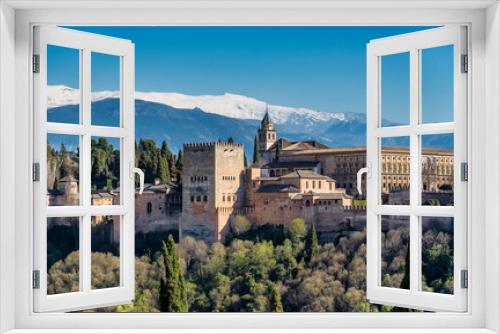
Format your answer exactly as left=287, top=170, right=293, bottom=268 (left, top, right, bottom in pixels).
left=222, top=176, right=236, bottom=181
left=190, top=195, right=208, bottom=202
left=261, top=132, right=276, bottom=141
left=190, top=176, right=208, bottom=182
left=222, top=194, right=237, bottom=202
left=304, top=180, right=333, bottom=190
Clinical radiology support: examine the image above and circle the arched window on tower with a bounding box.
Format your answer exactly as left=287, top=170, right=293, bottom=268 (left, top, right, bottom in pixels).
left=146, top=202, right=152, bottom=214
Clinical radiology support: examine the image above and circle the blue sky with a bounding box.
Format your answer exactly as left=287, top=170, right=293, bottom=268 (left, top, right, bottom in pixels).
left=48, top=26, right=452, bottom=124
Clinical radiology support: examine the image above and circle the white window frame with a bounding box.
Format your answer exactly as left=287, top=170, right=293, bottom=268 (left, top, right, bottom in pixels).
left=32, top=26, right=136, bottom=312
left=366, top=26, right=468, bottom=312
left=0, top=1, right=498, bottom=333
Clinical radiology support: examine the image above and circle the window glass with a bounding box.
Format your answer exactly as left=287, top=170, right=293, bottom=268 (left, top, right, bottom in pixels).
left=421, top=45, right=454, bottom=124
left=47, top=134, right=80, bottom=206
left=381, top=215, right=410, bottom=289
left=380, top=136, right=410, bottom=205
left=91, top=52, right=121, bottom=127
left=421, top=217, right=454, bottom=295
left=47, top=45, right=80, bottom=124
left=91, top=215, right=121, bottom=290
left=47, top=217, right=80, bottom=295
left=91, top=137, right=121, bottom=203
left=421, top=134, right=454, bottom=206
left=381, top=52, right=410, bottom=127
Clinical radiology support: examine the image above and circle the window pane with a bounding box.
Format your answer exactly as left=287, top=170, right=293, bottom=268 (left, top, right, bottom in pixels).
left=421, top=133, right=454, bottom=206
left=91, top=215, right=120, bottom=290
left=91, top=137, right=121, bottom=204
left=47, top=134, right=80, bottom=206
left=421, top=217, right=454, bottom=295
left=421, top=45, right=454, bottom=124
left=381, top=52, right=410, bottom=127
left=380, top=136, right=410, bottom=205
left=47, top=45, right=80, bottom=124
left=91, top=52, right=121, bottom=127
left=47, top=217, right=80, bottom=295
left=381, top=215, right=410, bottom=289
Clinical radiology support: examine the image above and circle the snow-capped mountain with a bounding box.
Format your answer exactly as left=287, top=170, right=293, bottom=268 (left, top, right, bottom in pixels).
left=47, top=85, right=362, bottom=134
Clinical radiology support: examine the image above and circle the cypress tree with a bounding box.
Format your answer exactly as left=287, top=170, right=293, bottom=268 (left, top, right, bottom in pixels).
left=253, top=136, right=259, bottom=164
left=156, top=150, right=170, bottom=183
left=168, top=154, right=177, bottom=180
left=176, top=150, right=183, bottom=173
left=160, top=140, right=170, bottom=159
left=269, top=283, right=283, bottom=312
left=159, top=235, right=188, bottom=312
left=227, top=137, right=234, bottom=144
left=305, top=224, right=319, bottom=263
left=392, top=246, right=411, bottom=312
left=244, top=154, right=248, bottom=167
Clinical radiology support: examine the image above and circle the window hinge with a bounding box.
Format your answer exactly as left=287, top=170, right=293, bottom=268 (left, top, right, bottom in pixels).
left=33, top=162, right=40, bottom=182
left=461, top=269, right=468, bottom=289
left=32, top=270, right=40, bottom=289
left=461, top=162, right=468, bottom=182
left=461, top=54, right=468, bottom=73
left=32, top=54, right=40, bottom=73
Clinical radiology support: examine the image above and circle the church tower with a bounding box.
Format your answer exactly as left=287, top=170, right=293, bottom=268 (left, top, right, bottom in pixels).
left=257, top=107, right=277, bottom=153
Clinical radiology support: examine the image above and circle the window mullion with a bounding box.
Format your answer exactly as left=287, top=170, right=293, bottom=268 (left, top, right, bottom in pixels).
left=81, top=48, right=92, bottom=293
left=409, top=48, right=421, bottom=293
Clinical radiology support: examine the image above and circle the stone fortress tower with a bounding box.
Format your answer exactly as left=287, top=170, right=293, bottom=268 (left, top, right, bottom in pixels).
left=181, top=142, right=245, bottom=242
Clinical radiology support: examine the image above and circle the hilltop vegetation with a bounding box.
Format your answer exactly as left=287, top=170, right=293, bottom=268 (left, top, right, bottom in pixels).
left=47, top=218, right=453, bottom=312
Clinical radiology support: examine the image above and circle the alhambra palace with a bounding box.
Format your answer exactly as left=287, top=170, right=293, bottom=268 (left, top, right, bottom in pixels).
left=48, top=112, right=454, bottom=243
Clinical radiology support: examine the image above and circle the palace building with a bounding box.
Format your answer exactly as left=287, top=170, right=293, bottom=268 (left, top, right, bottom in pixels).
left=48, top=112, right=454, bottom=244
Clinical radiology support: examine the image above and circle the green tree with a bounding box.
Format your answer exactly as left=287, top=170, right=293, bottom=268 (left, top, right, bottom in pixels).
left=156, top=150, right=170, bottom=183
left=231, top=215, right=252, bottom=236
left=176, top=150, right=183, bottom=175
left=269, top=283, right=283, bottom=312
left=244, top=154, right=248, bottom=167
left=159, top=235, right=188, bottom=312
left=168, top=153, right=177, bottom=180
left=288, top=218, right=307, bottom=243
left=392, top=246, right=411, bottom=312
left=253, top=136, right=259, bottom=164
left=305, top=224, right=319, bottom=263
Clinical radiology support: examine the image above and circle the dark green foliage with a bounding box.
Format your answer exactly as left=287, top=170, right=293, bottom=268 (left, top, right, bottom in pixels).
left=91, top=137, right=120, bottom=191
left=424, top=198, right=441, bottom=206
left=135, top=230, right=179, bottom=257
left=135, top=139, right=175, bottom=185
left=159, top=235, right=188, bottom=312
left=253, top=136, right=259, bottom=164
left=228, top=224, right=285, bottom=246
left=156, top=150, right=171, bottom=183
left=176, top=150, right=183, bottom=176
left=46, top=143, right=79, bottom=191
left=244, top=154, right=248, bottom=167
left=305, top=224, right=319, bottom=263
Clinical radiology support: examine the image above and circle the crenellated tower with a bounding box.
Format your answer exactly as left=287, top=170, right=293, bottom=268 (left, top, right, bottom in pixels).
left=181, top=141, right=245, bottom=242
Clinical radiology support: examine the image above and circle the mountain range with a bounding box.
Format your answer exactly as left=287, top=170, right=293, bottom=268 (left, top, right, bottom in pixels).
left=47, top=85, right=451, bottom=157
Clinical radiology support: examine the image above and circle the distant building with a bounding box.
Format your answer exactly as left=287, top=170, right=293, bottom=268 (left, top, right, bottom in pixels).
left=257, top=115, right=454, bottom=198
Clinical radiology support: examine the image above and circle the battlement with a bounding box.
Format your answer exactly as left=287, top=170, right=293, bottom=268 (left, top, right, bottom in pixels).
left=183, top=141, right=244, bottom=152
left=342, top=205, right=367, bottom=212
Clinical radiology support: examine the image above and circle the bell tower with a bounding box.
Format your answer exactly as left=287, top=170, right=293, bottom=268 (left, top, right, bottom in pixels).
left=257, top=107, right=277, bottom=152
